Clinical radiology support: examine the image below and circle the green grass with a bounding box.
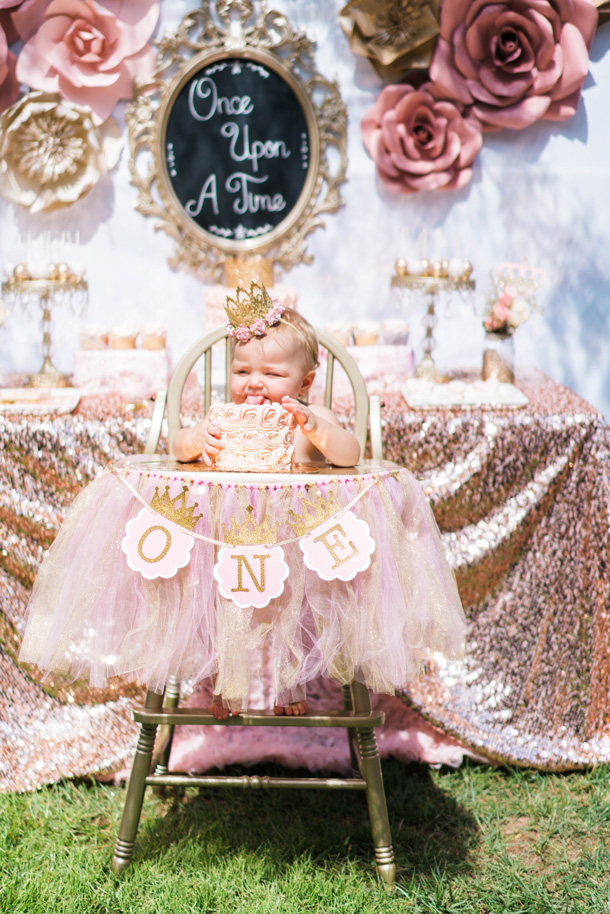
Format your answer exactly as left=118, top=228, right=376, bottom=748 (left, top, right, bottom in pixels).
left=1, top=761, right=609, bottom=913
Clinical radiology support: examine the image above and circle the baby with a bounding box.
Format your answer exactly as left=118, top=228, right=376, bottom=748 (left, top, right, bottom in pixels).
left=172, top=289, right=361, bottom=719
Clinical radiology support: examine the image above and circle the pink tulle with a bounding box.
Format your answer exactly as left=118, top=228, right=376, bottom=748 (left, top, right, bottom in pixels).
left=19, top=464, right=467, bottom=709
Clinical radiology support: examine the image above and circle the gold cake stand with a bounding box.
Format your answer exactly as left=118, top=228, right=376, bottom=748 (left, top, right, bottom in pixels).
left=2, top=267, right=88, bottom=388
left=391, top=270, right=475, bottom=383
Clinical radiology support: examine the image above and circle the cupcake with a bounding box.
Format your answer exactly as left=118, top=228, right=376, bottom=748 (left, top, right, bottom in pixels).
left=80, top=323, right=109, bottom=350
left=108, top=324, right=138, bottom=350
left=325, top=321, right=352, bottom=346
left=140, top=323, right=167, bottom=351
left=352, top=321, right=380, bottom=345
left=380, top=319, right=409, bottom=345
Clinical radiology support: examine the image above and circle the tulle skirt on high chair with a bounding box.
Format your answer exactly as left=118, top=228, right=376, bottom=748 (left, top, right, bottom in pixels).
left=19, top=461, right=466, bottom=712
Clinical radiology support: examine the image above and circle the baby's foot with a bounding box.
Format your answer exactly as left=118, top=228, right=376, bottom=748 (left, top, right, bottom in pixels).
left=209, top=695, right=240, bottom=720
left=273, top=700, right=309, bottom=716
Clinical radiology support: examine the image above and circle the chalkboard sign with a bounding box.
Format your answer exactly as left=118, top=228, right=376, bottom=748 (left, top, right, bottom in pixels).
left=158, top=50, right=317, bottom=249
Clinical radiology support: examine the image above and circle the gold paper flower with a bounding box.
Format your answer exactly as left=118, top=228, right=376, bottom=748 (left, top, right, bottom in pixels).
left=0, top=91, right=122, bottom=213
left=339, top=0, right=441, bottom=83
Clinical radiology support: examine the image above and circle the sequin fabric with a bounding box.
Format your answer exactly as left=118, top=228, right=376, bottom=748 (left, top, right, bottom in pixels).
left=378, top=370, right=610, bottom=771
left=0, top=393, right=153, bottom=792
left=2, top=369, right=610, bottom=790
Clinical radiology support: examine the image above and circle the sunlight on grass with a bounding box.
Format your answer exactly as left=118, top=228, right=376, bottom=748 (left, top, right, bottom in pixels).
left=1, top=762, right=609, bottom=913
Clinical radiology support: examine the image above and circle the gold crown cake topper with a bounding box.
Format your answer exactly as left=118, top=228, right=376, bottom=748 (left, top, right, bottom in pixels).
left=225, top=282, right=285, bottom=342
left=150, top=485, right=202, bottom=531
left=223, top=504, right=279, bottom=546
left=286, top=490, right=340, bottom=538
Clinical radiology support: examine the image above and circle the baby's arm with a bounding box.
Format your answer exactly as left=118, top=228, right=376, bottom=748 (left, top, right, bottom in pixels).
left=172, top=417, right=223, bottom=464
left=281, top=397, right=360, bottom=467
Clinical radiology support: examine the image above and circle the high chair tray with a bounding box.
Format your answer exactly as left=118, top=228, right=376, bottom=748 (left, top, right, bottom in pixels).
left=114, top=454, right=399, bottom=485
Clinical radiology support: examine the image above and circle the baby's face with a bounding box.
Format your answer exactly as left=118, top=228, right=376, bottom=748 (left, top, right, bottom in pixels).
left=230, top=335, right=314, bottom=405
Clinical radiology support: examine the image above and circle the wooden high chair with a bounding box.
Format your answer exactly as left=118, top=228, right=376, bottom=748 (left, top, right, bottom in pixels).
left=112, top=326, right=395, bottom=887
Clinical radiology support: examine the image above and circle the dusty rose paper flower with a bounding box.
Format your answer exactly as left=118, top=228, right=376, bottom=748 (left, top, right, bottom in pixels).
left=430, top=0, right=598, bottom=131
left=15, top=0, right=159, bottom=122
left=361, top=82, right=483, bottom=193
left=1, top=0, right=48, bottom=42
left=0, top=24, right=18, bottom=113
left=0, top=91, right=123, bottom=212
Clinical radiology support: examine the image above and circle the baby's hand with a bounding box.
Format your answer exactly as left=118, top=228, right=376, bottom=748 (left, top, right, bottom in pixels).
left=281, top=397, right=318, bottom=436
left=191, top=418, right=223, bottom=465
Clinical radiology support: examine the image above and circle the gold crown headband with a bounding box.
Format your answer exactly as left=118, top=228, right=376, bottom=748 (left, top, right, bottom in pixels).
left=225, top=282, right=285, bottom=342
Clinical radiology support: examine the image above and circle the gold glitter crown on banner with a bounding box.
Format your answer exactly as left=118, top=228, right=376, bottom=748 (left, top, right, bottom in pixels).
left=286, top=490, right=340, bottom=537
left=225, top=282, right=283, bottom=336
left=223, top=504, right=279, bottom=546
left=150, top=485, right=202, bottom=531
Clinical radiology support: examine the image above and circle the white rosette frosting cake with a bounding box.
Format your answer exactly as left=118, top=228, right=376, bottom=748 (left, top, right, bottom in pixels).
left=208, top=403, right=296, bottom=472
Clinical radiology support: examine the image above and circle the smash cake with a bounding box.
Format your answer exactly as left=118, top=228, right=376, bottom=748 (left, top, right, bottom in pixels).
left=207, top=403, right=296, bottom=472
left=205, top=254, right=297, bottom=329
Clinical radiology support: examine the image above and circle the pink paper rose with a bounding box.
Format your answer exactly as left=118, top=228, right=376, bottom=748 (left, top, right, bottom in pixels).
left=250, top=318, right=268, bottom=336
left=430, top=0, right=598, bottom=131
left=0, top=24, right=18, bottom=113
left=1, top=0, right=48, bottom=43
left=234, top=325, right=252, bottom=342
left=361, top=82, right=483, bottom=193
left=15, top=0, right=160, bottom=122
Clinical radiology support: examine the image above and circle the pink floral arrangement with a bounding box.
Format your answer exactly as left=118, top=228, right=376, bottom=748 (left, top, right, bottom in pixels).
left=359, top=0, right=599, bottom=193
left=484, top=290, right=530, bottom=334
left=483, top=260, right=546, bottom=335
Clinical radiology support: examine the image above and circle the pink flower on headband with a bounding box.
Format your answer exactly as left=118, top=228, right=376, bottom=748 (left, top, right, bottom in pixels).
left=250, top=319, right=268, bottom=336
left=266, top=304, right=284, bottom=325
left=233, top=325, right=251, bottom=342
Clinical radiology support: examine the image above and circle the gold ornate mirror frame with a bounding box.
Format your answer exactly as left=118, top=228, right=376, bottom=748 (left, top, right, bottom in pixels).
left=127, top=0, right=348, bottom=280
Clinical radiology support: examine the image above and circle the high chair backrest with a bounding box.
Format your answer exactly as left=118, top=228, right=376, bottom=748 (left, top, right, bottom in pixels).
left=152, top=325, right=381, bottom=460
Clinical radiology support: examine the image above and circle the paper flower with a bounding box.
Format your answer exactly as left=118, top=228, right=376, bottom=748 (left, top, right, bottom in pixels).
left=361, top=82, right=483, bottom=193
left=1, top=0, right=48, bottom=42
left=430, top=0, right=598, bottom=131
left=0, top=91, right=122, bottom=212
left=339, top=0, right=441, bottom=83
left=0, top=22, right=18, bottom=113
left=15, top=0, right=160, bottom=123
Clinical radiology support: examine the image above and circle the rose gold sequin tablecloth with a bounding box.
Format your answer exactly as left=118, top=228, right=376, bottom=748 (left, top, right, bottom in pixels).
left=2, top=370, right=610, bottom=790
left=379, top=371, right=610, bottom=770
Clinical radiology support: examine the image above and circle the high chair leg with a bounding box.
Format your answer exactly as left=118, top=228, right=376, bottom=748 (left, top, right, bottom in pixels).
left=112, top=689, right=164, bottom=875
left=152, top=676, right=181, bottom=779
left=342, top=683, right=359, bottom=776
left=350, top=681, right=396, bottom=891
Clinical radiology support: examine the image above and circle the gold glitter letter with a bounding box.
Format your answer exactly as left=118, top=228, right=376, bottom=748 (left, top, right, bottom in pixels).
left=230, top=552, right=269, bottom=593
left=137, top=526, right=172, bottom=563
left=313, top=524, right=358, bottom=569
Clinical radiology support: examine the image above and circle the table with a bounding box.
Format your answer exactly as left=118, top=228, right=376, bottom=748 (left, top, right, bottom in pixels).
left=2, top=369, right=610, bottom=792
